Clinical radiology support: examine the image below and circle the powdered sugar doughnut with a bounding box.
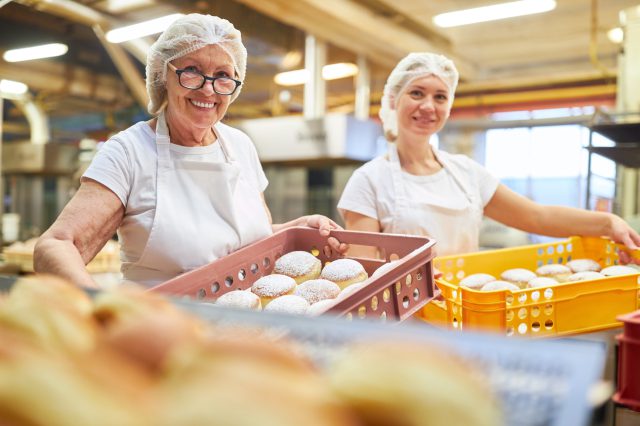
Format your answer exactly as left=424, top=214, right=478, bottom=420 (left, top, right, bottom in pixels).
left=500, top=268, right=536, bottom=288
left=294, top=279, right=340, bottom=305
left=601, top=265, right=638, bottom=276
left=535, top=264, right=571, bottom=282
left=320, top=259, right=368, bottom=290
left=566, top=259, right=601, bottom=273
left=273, top=251, right=321, bottom=284
left=459, top=273, right=496, bottom=290
left=481, top=281, right=520, bottom=292
left=306, top=298, right=338, bottom=316
left=567, top=271, right=604, bottom=282
left=371, top=260, right=400, bottom=279
left=215, top=290, right=261, bottom=310
left=338, top=282, right=366, bottom=299
left=527, top=277, right=559, bottom=289
left=263, top=295, right=310, bottom=315
left=251, top=274, right=296, bottom=306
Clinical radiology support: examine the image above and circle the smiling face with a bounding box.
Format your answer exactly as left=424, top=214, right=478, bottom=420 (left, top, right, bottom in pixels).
left=165, top=44, right=236, bottom=132
left=394, top=74, right=451, bottom=139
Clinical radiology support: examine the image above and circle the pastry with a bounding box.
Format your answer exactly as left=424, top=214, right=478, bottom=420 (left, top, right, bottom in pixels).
left=294, top=279, right=340, bottom=305
left=535, top=264, right=571, bottom=282
left=459, top=273, right=496, bottom=290
left=320, top=259, right=368, bottom=290
left=566, top=259, right=601, bottom=273
left=481, top=281, right=520, bottom=292
left=215, top=290, right=261, bottom=310
left=263, top=295, right=310, bottom=315
left=250, top=274, right=296, bottom=306
left=273, top=251, right=322, bottom=284
left=500, top=268, right=536, bottom=288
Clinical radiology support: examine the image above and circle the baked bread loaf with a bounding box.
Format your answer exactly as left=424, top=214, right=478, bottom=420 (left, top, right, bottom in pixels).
left=273, top=250, right=322, bottom=284
left=481, top=281, right=520, bottom=292
left=306, top=298, right=338, bottom=316
left=500, top=268, right=536, bottom=288
left=459, top=273, right=496, bottom=290
left=566, top=259, right=601, bottom=273
left=327, top=340, right=503, bottom=426
left=527, top=277, right=559, bottom=289
left=250, top=274, right=296, bottom=306
left=600, top=265, right=638, bottom=276
left=566, top=271, right=604, bottom=282
left=535, top=264, right=571, bottom=282
left=321, top=259, right=368, bottom=290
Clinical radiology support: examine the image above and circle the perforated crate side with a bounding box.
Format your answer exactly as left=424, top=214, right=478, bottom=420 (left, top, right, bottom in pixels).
left=150, top=227, right=437, bottom=322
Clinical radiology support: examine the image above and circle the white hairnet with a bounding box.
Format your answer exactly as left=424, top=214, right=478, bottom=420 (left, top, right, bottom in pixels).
left=145, top=13, right=247, bottom=115
left=379, top=52, right=459, bottom=141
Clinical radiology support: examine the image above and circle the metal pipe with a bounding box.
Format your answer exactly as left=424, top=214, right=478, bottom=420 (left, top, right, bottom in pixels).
left=354, top=55, right=370, bottom=120
left=303, top=34, right=326, bottom=120
left=93, top=25, right=149, bottom=110
left=590, top=0, right=615, bottom=78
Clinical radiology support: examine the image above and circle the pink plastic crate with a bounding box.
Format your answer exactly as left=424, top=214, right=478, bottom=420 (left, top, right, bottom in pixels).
left=150, top=227, right=437, bottom=322
left=614, top=310, right=640, bottom=411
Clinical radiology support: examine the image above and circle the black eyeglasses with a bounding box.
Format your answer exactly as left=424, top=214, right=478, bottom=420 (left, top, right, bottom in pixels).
left=168, top=63, right=241, bottom=95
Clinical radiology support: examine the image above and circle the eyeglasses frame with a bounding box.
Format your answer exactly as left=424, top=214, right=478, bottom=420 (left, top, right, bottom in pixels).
left=168, top=62, right=242, bottom=96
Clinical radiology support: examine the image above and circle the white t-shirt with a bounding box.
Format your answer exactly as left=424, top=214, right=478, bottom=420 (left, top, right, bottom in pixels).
left=83, top=121, right=267, bottom=268
left=337, top=147, right=499, bottom=238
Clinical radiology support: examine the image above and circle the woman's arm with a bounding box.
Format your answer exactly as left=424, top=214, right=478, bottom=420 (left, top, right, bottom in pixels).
left=34, top=179, right=125, bottom=288
left=342, top=210, right=381, bottom=258
left=484, top=184, right=640, bottom=249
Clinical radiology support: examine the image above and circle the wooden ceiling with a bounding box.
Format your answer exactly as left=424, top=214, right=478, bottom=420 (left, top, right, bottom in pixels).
left=0, top=0, right=636, bottom=138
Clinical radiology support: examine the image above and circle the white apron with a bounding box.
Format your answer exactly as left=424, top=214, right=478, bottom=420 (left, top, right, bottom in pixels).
left=123, top=112, right=272, bottom=287
left=386, top=144, right=482, bottom=256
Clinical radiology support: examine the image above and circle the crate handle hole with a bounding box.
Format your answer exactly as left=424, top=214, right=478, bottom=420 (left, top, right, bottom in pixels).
left=238, top=269, right=246, bottom=281
left=402, top=296, right=410, bottom=309
left=532, top=321, right=541, bottom=332
left=518, top=323, right=528, bottom=334
left=250, top=263, right=259, bottom=274
left=311, top=247, right=320, bottom=257
left=224, top=276, right=233, bottom=287
left=197, top=288, right=206, bottom=299
left=211, top=282, right=220, bottom=293
left=413, top=288, right=420, bottom=301
left=405, top=274, right=413, bottom=286
left=371, top=296, right=379, bottom=311
left=545, top=319, right=554, bottom=330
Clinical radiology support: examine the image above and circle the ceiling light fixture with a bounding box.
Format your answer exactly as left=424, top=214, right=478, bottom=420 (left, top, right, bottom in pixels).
left=0, top=79, right=29, bottom=96
left=3, top=43, right=68, bottom=62
left=433, top=0, right=556, bottom=28
left=106, top=13, right=184, bottom=43
left=274, top=63, right=359, bottom=86
left=607, top=27, right=624, bottom=44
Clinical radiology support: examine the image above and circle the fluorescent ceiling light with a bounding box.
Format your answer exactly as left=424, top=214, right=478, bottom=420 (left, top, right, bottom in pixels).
left=3, top=43, right=68, bottom=62
left=0, top=79, right=28, bottom=95
left=607, top=27, right=624, bottom=44
left=106, top=13, right=184, bottom=43
left=433, top=0, right=556, bottom=28
left=274, top=63, right=359, bottom=86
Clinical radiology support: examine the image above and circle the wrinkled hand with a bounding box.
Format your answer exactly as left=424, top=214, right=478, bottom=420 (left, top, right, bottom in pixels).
left=609, top=215, right=640, bottom=264
left=303, top=214, right=349, bottom=254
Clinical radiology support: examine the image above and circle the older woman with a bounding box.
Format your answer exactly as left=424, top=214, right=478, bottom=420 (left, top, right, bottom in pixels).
left=34, top=14, right=345, bottom=288
left=338, top=52, right=640, bottom=259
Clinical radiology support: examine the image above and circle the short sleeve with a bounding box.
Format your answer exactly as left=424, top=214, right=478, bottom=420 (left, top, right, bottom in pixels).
left=467, top=159, right=499, bottom=206
left=337, top=166, right=379, bottom=221
left=82, top=138, right=132, bottom=206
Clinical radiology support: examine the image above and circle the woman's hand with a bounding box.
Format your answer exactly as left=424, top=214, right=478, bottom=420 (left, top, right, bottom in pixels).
left=301, top=215, right=349, bottom=254
left=608, top=214, right=640, bottom=264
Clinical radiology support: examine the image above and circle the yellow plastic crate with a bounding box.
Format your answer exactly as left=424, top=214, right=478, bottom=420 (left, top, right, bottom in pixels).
left=419, top=236, right=640, bottom=338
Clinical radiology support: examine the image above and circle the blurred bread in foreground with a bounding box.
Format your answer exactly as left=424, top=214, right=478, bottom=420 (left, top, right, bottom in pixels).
left=328, top=341, right=503, bottom=426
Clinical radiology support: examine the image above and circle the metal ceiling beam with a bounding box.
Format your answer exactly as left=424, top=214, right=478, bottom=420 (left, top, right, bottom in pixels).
left=234, top=0, right=476, bottom=78
left=0, top=61, right=132, bottom=105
